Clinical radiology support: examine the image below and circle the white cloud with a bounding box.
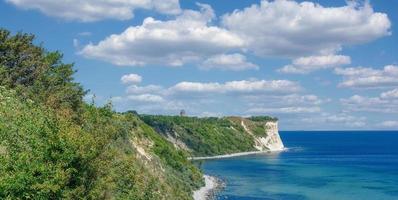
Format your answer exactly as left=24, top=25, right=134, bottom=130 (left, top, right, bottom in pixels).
left=381, top=88, right=398, bottom=99
left=248, top=106, right=321, bottom=114
left=6, top=0, right=181, bottom=22
left=127, top=94, right=164, bottom=103
left=114, top=79, right=310, bottom=116
left=244, top=94, right=327, bottom=114
left=78, top=32, right=92, bottom=36
left=340, top=88, right=398, bottom=113
left=244, top=94, right=327, bottom=108
left=302, top=113, right=366, bottom=128
left=80, top=4, right=244, bottom=66
left=222, top=0, right=390, bottom=57
left=279, top=94, right=327, bottom=105
left=200, top=53, right=258, bottom=71
left=126, top=85, right=163, bottom=94
left=78, top=0, right=390, bottom=70
left=335, top=65, right=398, bottom=88
left=169, top=80, right=301, bottom=94
left=121, top=74, right=142, bottom=84
left=121, top=79, right=303, bottom=107
left=279, top=55, right=351, bottom=74
left=379, top=121, right=398, bottom=128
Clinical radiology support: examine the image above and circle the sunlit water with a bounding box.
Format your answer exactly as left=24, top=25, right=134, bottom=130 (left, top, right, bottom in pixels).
left=200, top=131, right=398, bottom=200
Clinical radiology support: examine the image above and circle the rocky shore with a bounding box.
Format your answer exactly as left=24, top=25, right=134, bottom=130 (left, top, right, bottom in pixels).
left=193, top=175, right=224, bottom=200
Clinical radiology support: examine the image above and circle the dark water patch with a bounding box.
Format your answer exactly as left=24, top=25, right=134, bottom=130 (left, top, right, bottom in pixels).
left=217, top=193, right=308, bottom=200
left=362, top=185, right=389, bottom=190
left=292, top=177, right=332, bottom=188
left=384, top=190, right=398, bottom=196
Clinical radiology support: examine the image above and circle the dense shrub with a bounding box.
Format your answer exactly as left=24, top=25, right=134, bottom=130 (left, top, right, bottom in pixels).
left=0, top=29, right=85, bottom=116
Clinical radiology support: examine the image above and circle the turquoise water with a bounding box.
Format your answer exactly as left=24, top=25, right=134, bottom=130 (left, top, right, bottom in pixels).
left=200, top=131, right=398, bottom=200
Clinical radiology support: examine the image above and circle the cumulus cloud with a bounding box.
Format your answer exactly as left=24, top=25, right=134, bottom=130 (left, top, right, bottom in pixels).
left=126, top=85, right=163, bottom=94
left=381, top=88, right=398, bottom=99
left=301, top=113, right=366, bottom=128
left=279, top=55, right=351, bottom=74
left=340, top=88, right=398, bottom=113
left=112, top=78, right=309, bottom=114
left=121, top=74, right=142, bottom=84
left=379, top=121, right=398, bottom=128
left=124, top=80, right=301, bottom=95
left=169, top=80, right=301, bottom=94
left=127, top=94, right=164, bottom=103
left=335, top=65, right=398, bottom=88
left=248, top=106, right=321, bottom=114
left=80, top=3, right=244, bottom=66
left=6, top=0, right=181, bottom=22
left=78, top=0, right=389, bottom=70
left=222, top=0, right=390, bottom=57
left=200, top=54, right=258, bottom=71
left=118, top=79, right=304, bottom=114
left=244, top=94, right=327, bottom=114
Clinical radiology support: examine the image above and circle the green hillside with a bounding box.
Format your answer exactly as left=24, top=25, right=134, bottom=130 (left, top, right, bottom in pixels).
left=0, top=29, right=202, bottom=200
left=140, top=115, right=277, bottom=157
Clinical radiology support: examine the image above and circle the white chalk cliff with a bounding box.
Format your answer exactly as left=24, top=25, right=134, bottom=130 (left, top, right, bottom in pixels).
left=241, top=120, right=284, bottom=151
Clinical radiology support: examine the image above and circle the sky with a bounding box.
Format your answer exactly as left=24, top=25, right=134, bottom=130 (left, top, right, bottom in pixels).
left=1, top=0, right=397, bottom=130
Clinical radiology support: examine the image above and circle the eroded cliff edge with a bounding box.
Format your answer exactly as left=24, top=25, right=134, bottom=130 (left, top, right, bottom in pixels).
left=140, top=115, right=285, bottom=157
left=231, top=116, right=284, bottom=152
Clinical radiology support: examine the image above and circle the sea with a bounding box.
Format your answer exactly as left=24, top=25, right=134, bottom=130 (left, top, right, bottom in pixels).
left=200, top=131, right=398, bottom=200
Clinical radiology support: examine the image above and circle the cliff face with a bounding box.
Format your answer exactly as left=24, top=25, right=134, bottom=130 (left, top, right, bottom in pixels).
left=256, top=121, right=284, bottom=151
left=240, top=120, right=284, bottom=151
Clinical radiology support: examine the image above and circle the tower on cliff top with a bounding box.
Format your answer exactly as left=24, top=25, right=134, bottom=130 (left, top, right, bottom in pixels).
left=180, top=109, right=186, bottom=117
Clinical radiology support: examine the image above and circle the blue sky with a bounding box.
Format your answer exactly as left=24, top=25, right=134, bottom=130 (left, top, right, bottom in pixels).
left=1, top=0, right=397, bottom=130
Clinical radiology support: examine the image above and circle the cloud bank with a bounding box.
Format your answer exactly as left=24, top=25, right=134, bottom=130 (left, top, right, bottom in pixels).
left=335, top=65, right=398, bottom=88
left=341, top=88, right=398, bottom=113
left=6, top=0, right=181, bottom=22
left=200, top=54, right=258, bottom=71
left=80, top=1, right=390, bottom=70
left=279, top=55, right=351, bottom=74
left=222, top=0, right=390, bottom=57
left=80, top=4, right=244, bottom=66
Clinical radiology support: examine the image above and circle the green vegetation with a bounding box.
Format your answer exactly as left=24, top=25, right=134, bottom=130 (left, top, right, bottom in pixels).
left=0, top=29, right=202, bottom=199
left=0, top=28, right=278, bottom=199
left=140, top=115, right=277, bottom=157
left=247, top=116, right=278, bottom=122
left=0, top=30, right=85, bottom=117
left=227, top=117, right=273, bottom=137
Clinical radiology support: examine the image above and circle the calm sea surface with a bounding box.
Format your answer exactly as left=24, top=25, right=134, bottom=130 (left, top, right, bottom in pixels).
left=200, top=131, right=398, bottom=200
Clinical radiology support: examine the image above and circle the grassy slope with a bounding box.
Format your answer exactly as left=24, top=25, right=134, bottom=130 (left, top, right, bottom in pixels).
left=0, top=87, right=203, bottom=200
left=140, top=115, right=278, bottom=157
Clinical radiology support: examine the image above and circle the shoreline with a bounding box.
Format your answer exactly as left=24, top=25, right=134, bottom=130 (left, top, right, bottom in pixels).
left=189, top=148, right=286, bottom=161
left=193, top=175, right=222, bottom=200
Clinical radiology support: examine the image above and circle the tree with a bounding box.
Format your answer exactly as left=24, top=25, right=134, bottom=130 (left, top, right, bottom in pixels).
left=0, top=29, right=85, bottom=114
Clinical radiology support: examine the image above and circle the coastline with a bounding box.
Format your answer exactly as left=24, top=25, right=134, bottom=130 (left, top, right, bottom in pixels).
left=189, top=149, right=286, bottom=161
left=191, top=149, right=287, bottom=199
left=193, top=175, right=222, bottom=200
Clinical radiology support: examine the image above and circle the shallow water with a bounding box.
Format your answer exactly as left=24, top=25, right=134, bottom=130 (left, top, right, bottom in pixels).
left=200, top=131, right=398, bottom=200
